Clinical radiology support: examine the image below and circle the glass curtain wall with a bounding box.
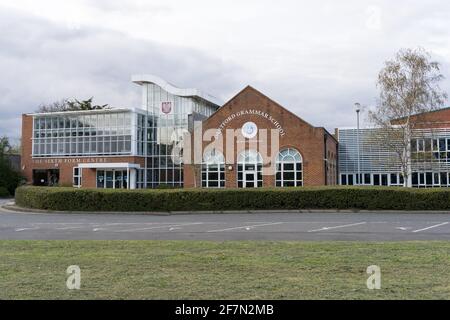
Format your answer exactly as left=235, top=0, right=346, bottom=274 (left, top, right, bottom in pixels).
left=139, top=83, right=217, bottom=188
left=32, top=111, right=133, bottom=157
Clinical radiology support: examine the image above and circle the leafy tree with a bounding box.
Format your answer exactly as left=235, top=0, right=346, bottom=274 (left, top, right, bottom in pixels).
left=0, top=136, right=22, bottom=196
left=369, top=48, right=448, bottom=187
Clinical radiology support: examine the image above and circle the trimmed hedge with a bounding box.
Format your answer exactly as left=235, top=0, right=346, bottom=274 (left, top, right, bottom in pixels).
left=14, top=186, right=450, bottom=212
left=0, top=187, right=10, bottom=198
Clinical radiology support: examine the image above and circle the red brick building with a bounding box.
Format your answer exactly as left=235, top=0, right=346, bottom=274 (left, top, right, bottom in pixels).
left=184, top=86, right=338, bottom=188
left=20, top=77, right=338, bottom=189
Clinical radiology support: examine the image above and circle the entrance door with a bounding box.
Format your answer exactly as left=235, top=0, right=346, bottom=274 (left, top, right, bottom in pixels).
left=114, top=171, right=122, bottom=189
left=32, top=169, right=60, bottom=186
left=97, top=169, right=129, bottom=189
left=243, top=172, right=257, bottom=188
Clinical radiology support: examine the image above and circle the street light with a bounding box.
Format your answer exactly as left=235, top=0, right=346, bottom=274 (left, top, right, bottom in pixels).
left=354, top=103, right=361, bottom=186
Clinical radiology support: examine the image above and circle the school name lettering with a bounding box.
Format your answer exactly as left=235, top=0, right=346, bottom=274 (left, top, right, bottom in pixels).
left=32, top=158, right=108, bottom=165
left=215, top=109, right=286, bottom=138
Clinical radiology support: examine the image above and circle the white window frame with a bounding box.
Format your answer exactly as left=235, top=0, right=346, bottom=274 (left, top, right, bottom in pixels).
left=237, top=150, right=263, bottom=188
left=73, top=167, right=82, bottom=188
left=202, top=149, right=225, bottom=188
left=276, top=148, right=303, bottom=187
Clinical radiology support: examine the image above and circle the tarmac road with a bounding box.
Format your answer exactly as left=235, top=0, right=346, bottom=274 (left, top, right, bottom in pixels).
left=1, top=199, right=450, bottom=241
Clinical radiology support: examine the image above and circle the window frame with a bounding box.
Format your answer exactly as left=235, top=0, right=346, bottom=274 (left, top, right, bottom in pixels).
left=275, top=148, right=303, bottom=188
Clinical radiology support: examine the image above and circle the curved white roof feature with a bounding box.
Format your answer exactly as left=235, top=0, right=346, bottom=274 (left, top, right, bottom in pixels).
left=132, top=74, right=222, bottom=107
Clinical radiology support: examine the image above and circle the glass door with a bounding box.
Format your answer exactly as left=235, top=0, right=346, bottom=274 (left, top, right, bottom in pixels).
left=123, top=171, right=128, bottom=189
left=105, top=171, right=114, bottom=188
left=243, top=172, right=256, bottom=188
left=114, top=171, right=122, bottom=189
left=97, top=169, right=129, bottom=189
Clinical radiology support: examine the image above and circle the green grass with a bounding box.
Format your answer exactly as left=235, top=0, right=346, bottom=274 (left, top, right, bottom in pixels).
left=0, top=241, right=449, bottom=300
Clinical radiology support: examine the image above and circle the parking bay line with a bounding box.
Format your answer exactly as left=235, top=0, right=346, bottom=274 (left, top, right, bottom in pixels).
left=207, top=222, right=284, bottom=233
left=103, top=222, right=204, bottom=232
left=15, top=227, right=40, bottom=232
left=308, top=222, right=367, bottom=233
left=412, top=222, right=449, bottom=233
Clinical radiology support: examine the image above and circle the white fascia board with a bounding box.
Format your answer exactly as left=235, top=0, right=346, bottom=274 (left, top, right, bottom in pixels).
left=131, top=74, right=222, bottom=107
left=78, top=163, right=141, bottom=169
left=28, top=108, right=133, bottom=117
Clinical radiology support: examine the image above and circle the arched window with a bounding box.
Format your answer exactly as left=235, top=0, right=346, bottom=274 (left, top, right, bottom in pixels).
left=237, top=150, right=263, bottom=188
left=276, top=148, right=303, bottom=187
left=202, top=149, right=225, bottom=188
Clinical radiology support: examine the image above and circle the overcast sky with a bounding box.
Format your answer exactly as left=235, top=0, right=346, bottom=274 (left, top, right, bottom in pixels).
left=1, top=0, right=450, bottom=143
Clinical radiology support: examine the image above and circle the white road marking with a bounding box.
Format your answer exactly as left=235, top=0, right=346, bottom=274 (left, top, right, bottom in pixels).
left=89, top=222, right=176, bottom=230
left=207, top=222, right=283, bottom=233
left=308, top=222, right=367, bottom=233
left=55, top=226, right=90, bottom=230
left=412, top=222, right=449, bottom=233
left=15, top=227, right=39, bottom=232
left=113, top=222, right=204, bottom=232
left=396, top=227, right=409, bottom=231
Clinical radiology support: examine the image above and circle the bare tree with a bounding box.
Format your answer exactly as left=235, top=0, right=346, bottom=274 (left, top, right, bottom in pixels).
left=36, top=99, right=70, bottom=113
left=369, top=48, right=447, bottom=187
left=36, top=97, right=109, bottom=113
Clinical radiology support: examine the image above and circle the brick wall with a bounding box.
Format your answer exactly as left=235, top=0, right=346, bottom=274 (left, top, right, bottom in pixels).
left=184, top=86, right=337, bottom=188
left=391, top=108, right=450, bottom=129
left=21, top=114, right=145, bottom=188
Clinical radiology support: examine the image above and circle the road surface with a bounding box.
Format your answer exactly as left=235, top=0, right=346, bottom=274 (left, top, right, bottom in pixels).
left=1, top=199, right=450, bottom=241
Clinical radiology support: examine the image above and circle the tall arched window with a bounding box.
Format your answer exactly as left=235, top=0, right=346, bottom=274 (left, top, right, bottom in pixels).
left=202, top=149, right=225, bottom=188
left=276, top=148, right=303, bottom=187
left=237, top=150, right=263, bottom=188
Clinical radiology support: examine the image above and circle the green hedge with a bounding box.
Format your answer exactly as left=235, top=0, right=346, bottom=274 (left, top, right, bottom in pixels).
left=14, top=186, right=450, bottom=212
left=0, top=187, right=10, bottom=198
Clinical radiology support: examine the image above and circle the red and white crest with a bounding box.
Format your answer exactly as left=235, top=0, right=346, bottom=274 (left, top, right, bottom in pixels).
left=161, top=102, right=172, bottom=114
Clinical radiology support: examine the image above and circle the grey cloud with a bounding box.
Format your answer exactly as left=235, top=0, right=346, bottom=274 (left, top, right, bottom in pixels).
left=1, top=1, right=450, bottom=141
left=0, top=8, right=245, bottom=140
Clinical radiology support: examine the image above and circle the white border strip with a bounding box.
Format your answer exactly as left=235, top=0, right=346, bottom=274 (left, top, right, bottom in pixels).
left=412, top=222, right=449, bottom=233
left=308, top=222, right=367, bottom=233
left=207, top=222, right=283, bottom=233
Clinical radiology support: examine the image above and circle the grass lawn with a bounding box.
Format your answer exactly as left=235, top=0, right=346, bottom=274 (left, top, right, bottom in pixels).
left=0, top=241, right=449, bottom=300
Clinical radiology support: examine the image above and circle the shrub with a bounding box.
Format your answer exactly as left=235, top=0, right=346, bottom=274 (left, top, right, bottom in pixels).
left=0, top=158, right=22, bottom=195
left=0, top=187, right=10, bottom=198
left=14, top=186, right=450, bottom=212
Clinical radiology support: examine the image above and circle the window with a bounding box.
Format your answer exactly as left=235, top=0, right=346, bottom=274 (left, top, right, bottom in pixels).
left=73, top=167, right=82, bottom=188
left=432, top=139, right=439, bottom=152
left=32, top=112, right=133, bottom=157
left=439, top=139, right=446, bottom=152
left=390, top=173, right=397, bottom=185
left=381, top=174, right=388, bottom=186
left=426, top=172, right=433, bottom=186
left=97, top=170, right=105, bottom=188
left=237, top=150, right=263, bottom=188
left=411, top=139, right=417, bottom=152
left=418, top=139, right=425, bottom=152
left=202, top=149, right=225, bottom=188
left=373, top=174, right=380, bottom=186
left=433, top=173, right=440, bottom=186
left=276, top=148, right=303, bottom=187
left=441, top=172, right=448, bottom=186
left=425, top=139, right=432, bottom=152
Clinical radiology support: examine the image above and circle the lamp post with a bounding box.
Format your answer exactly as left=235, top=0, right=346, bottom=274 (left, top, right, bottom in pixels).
left=354, top=103, right=361, bottom=185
